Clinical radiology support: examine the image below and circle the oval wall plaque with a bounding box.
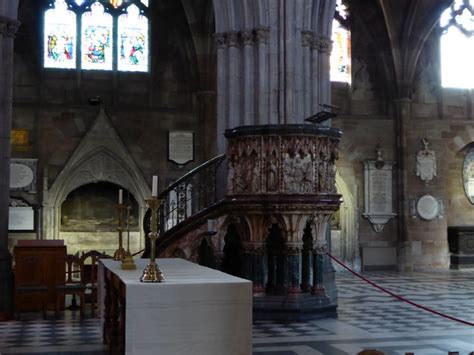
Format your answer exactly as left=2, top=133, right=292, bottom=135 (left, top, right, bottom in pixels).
left=416, top=194, right=439, bottom=220
left=10, top=163, right=34, bottom=189
left=463, top=147, right=474, bottom=205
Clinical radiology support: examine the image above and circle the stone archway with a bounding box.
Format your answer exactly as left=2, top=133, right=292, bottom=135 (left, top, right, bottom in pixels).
left=332, top=170, right=360, bottom=270
left=42, top=108, right=151, bottom=254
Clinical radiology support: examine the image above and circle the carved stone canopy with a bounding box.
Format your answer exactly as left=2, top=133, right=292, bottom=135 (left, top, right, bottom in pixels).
left=43, top=108, right=151, bottom=239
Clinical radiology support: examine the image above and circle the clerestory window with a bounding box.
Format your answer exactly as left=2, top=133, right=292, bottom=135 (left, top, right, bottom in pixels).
left=330, top=0, right=351, bottom=83
left=44, top=0, right=149, bottom=72
left=439, top=0, right=474, bottom=89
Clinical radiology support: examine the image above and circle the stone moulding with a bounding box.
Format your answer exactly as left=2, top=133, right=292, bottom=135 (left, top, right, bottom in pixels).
left=363, top=213, right=397, bottom=232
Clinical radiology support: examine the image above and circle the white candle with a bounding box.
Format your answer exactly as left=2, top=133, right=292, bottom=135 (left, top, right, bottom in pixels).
left=119, top=189, right=123, bottom=204
left=152, top=175, right=158, bottom=197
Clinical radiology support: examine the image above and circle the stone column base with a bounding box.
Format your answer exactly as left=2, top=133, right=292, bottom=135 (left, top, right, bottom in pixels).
left=253, top=293, right=337, bottom=321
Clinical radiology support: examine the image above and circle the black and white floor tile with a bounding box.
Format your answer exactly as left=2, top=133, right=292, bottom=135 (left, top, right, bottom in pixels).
left=1, top=270, right=473, bottom=355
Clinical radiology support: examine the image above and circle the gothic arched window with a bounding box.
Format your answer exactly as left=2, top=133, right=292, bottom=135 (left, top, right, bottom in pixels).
left=330, top=0, right=351, bottom=83
left=439, top=0, right=474, bottom=89
left=44, top=0, right=150, bottom=72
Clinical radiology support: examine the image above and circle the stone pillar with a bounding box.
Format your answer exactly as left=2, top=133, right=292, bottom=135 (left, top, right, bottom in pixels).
left=286, top=244, right=301, bottom=293
left=310, top=33, right=320, bottom=115
left=317, top=35, right=332, bottom=124
left=301, top=30, right=312, bottom=118
left=311, top=241, right=328, bottom=300
left=214, top=32, right=227, bottom=154
left=196, top=91, right=216, bottom=161
left=394, top=98, right=411, bottom=269
left=301, top=240, right=313, bottom=292
left=310, top=213, right=332, bottom=303
left=252, top=243, right=266, bottom=294
left=255, top=28, right=269, bottom=125
left=0, top=15, right=20, bottom=320
left=242, top=242, right=265, bottom=295
left=241, top=29, right=254, bottom=126
left=227, top=31, right=241, bottom=128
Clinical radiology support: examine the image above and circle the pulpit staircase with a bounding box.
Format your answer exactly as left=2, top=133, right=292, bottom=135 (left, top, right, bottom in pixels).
left=142, top=153, right=227, bottom=256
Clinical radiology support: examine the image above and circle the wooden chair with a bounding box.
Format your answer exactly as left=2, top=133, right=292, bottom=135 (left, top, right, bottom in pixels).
left=55, top=255, right=86, bottom=317
left=81, top=250, right=112, bottom=317
left=357, top=350, right=385, bottom=355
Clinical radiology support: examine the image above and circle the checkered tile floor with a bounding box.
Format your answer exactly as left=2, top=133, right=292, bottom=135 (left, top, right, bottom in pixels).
left=1, top=270, right=473, bottom=354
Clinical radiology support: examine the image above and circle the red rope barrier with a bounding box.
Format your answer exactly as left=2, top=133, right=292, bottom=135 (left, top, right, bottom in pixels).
left=326, top=252, right=474, bottom=327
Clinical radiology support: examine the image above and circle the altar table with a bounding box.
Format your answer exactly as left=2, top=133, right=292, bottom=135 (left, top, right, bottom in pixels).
left=99, top=258, right=252, bottom=355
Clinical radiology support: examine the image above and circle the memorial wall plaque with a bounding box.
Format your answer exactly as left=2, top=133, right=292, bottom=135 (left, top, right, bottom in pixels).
left=363, top=160, right=397, bottom=232
left=10, top=158, right=37, bottom=192
left=168, top=131, right=194, bottom=165
left=9, top=207, right=35, bottom=231
left=411, top=194, right=444, bottom=220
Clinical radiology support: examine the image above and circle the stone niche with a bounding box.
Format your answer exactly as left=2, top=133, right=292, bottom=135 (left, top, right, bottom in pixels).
left=42, top=108, right=151, bottom=256
left=60, top=182, right=140, bottom=256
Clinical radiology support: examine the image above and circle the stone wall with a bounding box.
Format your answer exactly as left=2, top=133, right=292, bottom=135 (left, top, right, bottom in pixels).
left=12, top=1, right=207, bottom=187
left=9, top=1, right=215, bottom=253
left=331, top=22, right=474, bottom=270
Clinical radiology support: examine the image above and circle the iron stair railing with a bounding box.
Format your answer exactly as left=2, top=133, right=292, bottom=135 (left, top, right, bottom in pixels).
left=157, top=154, right=226, bottom=233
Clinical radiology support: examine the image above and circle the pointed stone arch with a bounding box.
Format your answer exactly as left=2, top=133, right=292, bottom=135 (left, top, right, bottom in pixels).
left=333, top=170, right=360, bottom=269
left=42, top=108, right=151, bottom=243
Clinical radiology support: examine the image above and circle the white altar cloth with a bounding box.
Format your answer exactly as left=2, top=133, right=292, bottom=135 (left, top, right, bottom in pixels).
left=99, top=258, right=252, bottom=355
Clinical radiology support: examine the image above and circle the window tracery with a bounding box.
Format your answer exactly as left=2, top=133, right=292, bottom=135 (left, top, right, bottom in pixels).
left=439, top=0, right=474, bottom=88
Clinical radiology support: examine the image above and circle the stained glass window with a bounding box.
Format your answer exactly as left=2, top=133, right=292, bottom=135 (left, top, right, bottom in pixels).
left=44, top=0, right=150, bottom=72
left=81, top=3, right=113, bottom=70
left=109, top=0, right=123, bottom=8
left=44, top=0, right=77, bottom=69
left=330, top=0, right=351, bottom=83
left=118, top=4, right=149, bottom=72
left=440, top=0, right=474, bottom=89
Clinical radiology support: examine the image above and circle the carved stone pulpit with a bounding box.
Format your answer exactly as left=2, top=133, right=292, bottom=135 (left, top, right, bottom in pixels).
left=225, top=124, right=342, bottom=320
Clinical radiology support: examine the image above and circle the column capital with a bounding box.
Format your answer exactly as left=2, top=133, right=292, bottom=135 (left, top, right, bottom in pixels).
left=0, top=17, right=20, bottom=38
left=313, top=241, right=327, bottom=254
left=254, top=27, right=270, bottom=45
left=242, top=242, right=265, bottom=254
left=314, top=34, right=332, bottom=53
left=286, top=243, right=303, bottom=255
left=226, top=31, right=240, bottom=48
left=214, top=32, right=227, bottom=49
left=301, top=30, right=313, bottom=47
left=241, top=29, right=254, bottom=46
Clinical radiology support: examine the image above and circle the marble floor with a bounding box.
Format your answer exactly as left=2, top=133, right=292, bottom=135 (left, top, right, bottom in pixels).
left=1, top=269, right=473, bottom=355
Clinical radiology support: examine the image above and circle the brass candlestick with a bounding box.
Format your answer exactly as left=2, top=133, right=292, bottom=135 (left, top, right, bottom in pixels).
left=113, top=204, right=126, bottom=261
left=121, top=203, right=136, bottom=270
left=140, top=197, right=165, bottom=282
